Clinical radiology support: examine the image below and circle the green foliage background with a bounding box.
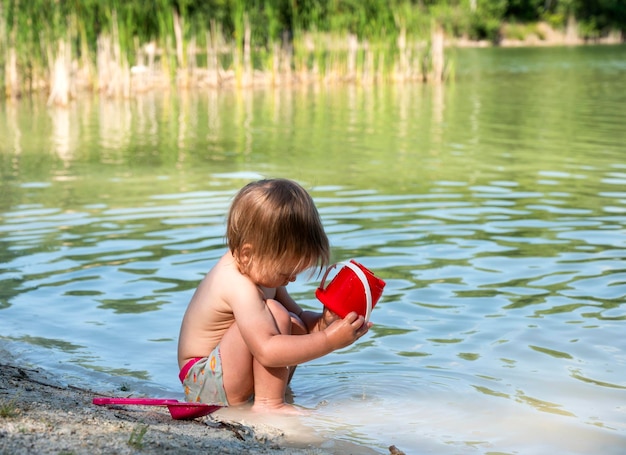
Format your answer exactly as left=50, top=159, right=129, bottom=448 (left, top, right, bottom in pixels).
left=0, top=0, right=617, bottom=45
left=0, top=0, right=624, bottom=96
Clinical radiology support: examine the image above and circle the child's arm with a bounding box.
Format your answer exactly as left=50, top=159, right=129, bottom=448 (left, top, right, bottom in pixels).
left=231, top=282, right=369, bottom=368
left=274, top=286, right=330, bottom=333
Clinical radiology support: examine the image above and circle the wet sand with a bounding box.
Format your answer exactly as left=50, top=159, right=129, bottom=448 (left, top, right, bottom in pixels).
left=0, top=347, right=387, bottom=454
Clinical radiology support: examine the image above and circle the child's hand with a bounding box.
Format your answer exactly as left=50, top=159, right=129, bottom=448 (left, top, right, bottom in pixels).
left=318, top=306, right=340, bottom=330
left=323, top=311, right=371, bottom=350
left=303, top=307, right=342, bottom=333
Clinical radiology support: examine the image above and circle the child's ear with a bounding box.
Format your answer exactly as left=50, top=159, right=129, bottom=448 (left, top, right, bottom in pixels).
left=238, top=243, right=253, bottom=267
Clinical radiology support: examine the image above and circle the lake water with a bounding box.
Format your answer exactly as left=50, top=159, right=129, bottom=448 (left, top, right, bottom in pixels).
left=1, top=45, right=625, bottom=454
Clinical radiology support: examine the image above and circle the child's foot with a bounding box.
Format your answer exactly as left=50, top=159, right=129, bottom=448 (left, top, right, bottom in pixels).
left=251, top=399, right=308, bottom=415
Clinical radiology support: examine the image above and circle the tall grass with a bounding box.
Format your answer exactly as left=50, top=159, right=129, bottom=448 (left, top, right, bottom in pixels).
left=0, top=0, right=455, bottom=101
left=3, top=0, right=623, bottom=101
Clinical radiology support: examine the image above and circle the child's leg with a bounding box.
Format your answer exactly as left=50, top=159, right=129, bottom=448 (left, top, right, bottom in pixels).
left=286, top=312, right=308, bottom=384
left=290, top=312, right=308, bottom=335
left=250, top=299, right=298, bottom=412
left=219, top=320, right=255, bottom=405
left=219, top=299, right=300, bottom=412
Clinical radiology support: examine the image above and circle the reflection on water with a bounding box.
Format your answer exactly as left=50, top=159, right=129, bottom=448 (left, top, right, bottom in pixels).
left=1, top=45, right=626, bottom=453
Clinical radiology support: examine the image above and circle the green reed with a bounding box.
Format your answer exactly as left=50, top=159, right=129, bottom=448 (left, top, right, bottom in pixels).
left=0, top=0, right=454, bottom=100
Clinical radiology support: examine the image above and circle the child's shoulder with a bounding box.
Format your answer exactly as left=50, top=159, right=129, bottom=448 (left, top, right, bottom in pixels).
left=212, top=252, right=246, bottom=281
left=210, top=253, right=262, bottom=300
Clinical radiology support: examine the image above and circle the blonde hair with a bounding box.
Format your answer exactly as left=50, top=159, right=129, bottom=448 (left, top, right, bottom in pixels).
left=227, top=179, right=330, bottom=277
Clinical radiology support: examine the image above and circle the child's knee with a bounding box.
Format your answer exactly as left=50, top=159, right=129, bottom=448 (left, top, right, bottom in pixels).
left=266, top=299, right=292, bottom=333
left=290, top=313, right=308, bottom=335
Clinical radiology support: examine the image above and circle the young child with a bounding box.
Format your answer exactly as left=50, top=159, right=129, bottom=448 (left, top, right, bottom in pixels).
left=177, top=178, right=371, bottom=413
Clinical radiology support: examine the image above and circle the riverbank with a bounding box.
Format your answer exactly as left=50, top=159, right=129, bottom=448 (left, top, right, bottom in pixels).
left=0, top=347, right=387, bottom=455
left=3, top=16, right=623, bottom=105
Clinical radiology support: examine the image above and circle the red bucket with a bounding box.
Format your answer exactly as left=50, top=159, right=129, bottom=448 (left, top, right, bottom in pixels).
left=315, top=260, right=385, bottom=321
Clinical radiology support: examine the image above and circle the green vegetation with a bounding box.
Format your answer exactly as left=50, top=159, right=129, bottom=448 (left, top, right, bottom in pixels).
left=0, top=0, right=624, bottom=100
left=127, top=423, right=149, bottom=449
left=0, top=396, right=19, bottom=418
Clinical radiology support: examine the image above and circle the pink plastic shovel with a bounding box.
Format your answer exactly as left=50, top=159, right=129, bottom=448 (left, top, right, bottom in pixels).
left=93, top=397, right=221, bottom=420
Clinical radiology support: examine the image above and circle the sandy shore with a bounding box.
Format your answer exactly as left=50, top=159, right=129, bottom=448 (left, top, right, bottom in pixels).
left=0, top=347, right=388, bottom=455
